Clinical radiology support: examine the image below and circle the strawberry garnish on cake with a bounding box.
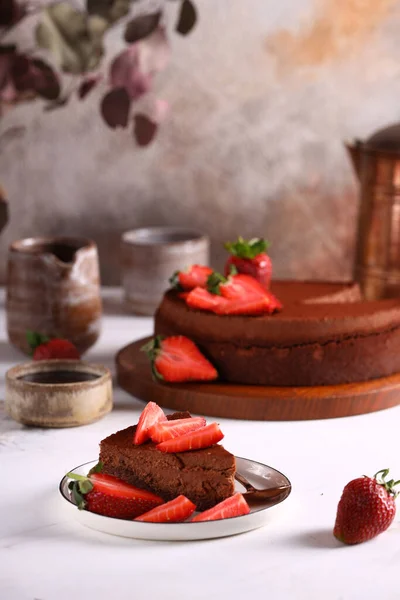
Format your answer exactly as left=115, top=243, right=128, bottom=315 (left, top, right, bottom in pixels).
left=192, top=493, right=250, bottom=522
left=156, top=422, right=224, bottom=452
left=141, top=335, right=218, bottom=383
left=149, top=416, right=207, bottom=443
left=224, top=236, right=272, bottom=289
left=133, top=401, right=167, bottom=445
left=67, top=466, right=164, bottom=519
left=135, top=495, right=196, bottom=523
left=170, top=265, right=214, bottom=291
left=185, top=270, right=282, bottom=316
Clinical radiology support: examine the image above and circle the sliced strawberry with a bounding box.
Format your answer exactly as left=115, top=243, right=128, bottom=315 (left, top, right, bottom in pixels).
left=170, top=265, right=213, bottom=291
left=133, top=401, right=167, bottom=445
left=219, top=273, right=268, bottom=300
left=185, top=287, right=229, bottom=312
left=142, top=336, right=218, bottom=383
left=178, top=291, right=190, bottom=301
left=67, top=471, right=164, bottom=520
left=135, top=495, right=196, bottom=522
left=214, top=292, right=282, bottom=315
left=157, top=422, right=223, bottom=452
left=191, top=493, right=250, bottom=522
left=150, top=416, right=206, bottom=443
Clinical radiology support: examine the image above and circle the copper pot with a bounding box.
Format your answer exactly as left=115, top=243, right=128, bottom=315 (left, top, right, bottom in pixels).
left=6, top=236, right=102, bottom=355
left=347, top=123, right=400, bottom=300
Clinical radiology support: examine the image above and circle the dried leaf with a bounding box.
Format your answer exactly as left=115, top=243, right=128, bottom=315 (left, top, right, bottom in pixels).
left=35, top=2, right=104, bottom=75
left=133, top=113, right=157, bottom=146
left=0, top=0, right=14, bottom=26
left=101, top=87, right=130, bottom=128
left=11, top=55, right=60, bottom=100
left=176, top=0, right=197, bottom=35
left=31, top=59, right=60, bottom=100
left=78, top=74, right=102, bottom=100
left=0, top=0, right=25, bottom=27
left=0, top=46, right=15, bottom=92
left=86, top=0, right=130, bottom=24
left=44, top=95, right=69, bottom=111
left=124, top=12, right=161, bottom=43
left=110, top=45, right=151, bottom=100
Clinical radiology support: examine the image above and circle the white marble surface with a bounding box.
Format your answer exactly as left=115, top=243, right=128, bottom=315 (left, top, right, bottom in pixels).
left=1, top=287, right=399, bottom=600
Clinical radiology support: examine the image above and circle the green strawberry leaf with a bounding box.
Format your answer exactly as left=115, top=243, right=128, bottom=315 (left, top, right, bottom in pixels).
left=168, top=270, right=182, bottom=290
left=88, top=461, right=103, bottom=475
left=206, top=271, right=227, bottom=295
left=26, top=330, right=50, bottom=352
left=140, top=336, right=165, bottom=381
left=224, top=236, right=270, bottom=259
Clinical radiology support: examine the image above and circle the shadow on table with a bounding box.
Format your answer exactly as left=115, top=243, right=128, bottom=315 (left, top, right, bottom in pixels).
left=288, top=529, right=343, bottom=549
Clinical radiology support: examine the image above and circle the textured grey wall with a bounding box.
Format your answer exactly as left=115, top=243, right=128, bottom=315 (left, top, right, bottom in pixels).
left=2, top=0, right=400, bottom=284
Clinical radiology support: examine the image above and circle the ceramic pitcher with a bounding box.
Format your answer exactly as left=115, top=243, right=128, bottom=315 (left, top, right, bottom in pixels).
left=6, top=236, right=102, bottom=355
left=347, top=122, right=400, bottom=300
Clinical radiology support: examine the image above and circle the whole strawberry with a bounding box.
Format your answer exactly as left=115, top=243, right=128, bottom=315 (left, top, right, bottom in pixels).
left=26, top=330, right=80, bottom=360
left=224, top=236, right=272, bottom=289
left=334, top=469, right=399, bottom=544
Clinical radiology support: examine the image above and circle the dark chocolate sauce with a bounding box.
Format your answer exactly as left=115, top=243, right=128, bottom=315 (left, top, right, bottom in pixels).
left=18, top=370, right=100, bottom=384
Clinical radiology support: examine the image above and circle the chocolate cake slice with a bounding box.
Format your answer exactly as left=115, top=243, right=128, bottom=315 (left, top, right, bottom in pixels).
left=99, top=412, right=236, bottom=511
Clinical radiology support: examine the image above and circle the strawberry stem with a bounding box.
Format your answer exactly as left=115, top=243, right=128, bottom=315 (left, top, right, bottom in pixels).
left=168, top=270, right=182, bottom=290
left=224, top=236, right=270, bottom=259
left=140, top=336, right=165, bottom=381
left=373, top=468, right=400, bottom=497
left=66, top=471, right=94, bottom=510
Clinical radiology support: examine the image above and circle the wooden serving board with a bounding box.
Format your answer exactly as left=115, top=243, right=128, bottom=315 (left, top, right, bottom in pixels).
left=116, top=337, right=400, bottom=421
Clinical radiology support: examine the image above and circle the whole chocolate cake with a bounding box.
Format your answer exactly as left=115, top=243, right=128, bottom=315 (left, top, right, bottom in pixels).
left=154, top=280, right=400, bottom=386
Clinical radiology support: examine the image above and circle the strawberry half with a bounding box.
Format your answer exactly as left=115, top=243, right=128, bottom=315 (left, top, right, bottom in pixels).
left=150, top=416, right=206, bottom=443
left=67, top=467, right=164, bottom=519
left=141, top=336, right=218, bottom=383
left=170, top=265, right=213, bottom=291
left=133, top=401, right=167, bottom=445
left=224, top=236, right=272, bottom=290
left=156, top=422, right=223, bottom=453
left=192, top=493, right=250, bottom=522
left=333, top=468, right=399, bottom=544
left=185, top=287, right=229, bottom=312
left=27, top=330, right=80, bottom=360
left=185, top=271, right=282, bottom=316
left=135, top=495, right=196, bottom=523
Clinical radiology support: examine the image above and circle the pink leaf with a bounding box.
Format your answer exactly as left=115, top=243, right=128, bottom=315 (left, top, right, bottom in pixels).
left=101, top=87, right=131, bottom=128
left=133, top=113, right=157, bottom=146
left=137, top=26, right=170, bottom=77
left=110, top=45, right=152, bottom=100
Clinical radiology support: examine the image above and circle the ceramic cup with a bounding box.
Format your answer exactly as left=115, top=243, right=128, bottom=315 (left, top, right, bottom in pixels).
left=5, top=359, right=112, bottom=427
left=121, top=227, right=210, bottom=315
left=7, top=236, right=102, bottom=355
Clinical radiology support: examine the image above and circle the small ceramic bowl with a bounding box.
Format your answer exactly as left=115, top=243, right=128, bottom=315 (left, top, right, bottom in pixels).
left=121, top=227, right=210, bottom=315
left=5, top=360, right=112, bottom=428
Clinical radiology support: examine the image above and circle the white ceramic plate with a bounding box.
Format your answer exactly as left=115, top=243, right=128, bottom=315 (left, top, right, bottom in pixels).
left=59, top=458, right=291, bottom=541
